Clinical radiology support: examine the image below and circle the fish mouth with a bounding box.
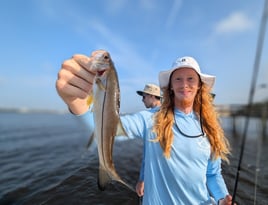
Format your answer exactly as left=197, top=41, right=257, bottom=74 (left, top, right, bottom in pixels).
left=92, top=61, right=110, bottom=76
left=97, top=70, right=106, bottom=76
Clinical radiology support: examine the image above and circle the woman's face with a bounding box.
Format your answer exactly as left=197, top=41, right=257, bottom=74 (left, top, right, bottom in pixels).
left=170, top=68, right=201, bottom=108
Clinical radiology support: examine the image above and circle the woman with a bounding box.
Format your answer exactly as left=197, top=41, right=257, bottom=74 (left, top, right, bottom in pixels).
left=56, top=50, right=234, bottom=205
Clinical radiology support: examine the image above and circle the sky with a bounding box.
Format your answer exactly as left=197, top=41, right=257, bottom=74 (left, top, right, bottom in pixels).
left=0, top=0, right=267, bottom=113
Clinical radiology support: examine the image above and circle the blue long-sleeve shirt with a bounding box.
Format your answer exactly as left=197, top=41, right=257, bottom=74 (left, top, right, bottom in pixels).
left=78, top=108, right=228, bottom=205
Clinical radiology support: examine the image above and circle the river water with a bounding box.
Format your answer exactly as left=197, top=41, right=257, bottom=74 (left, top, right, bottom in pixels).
left=0, top=113, right=267, bottom=205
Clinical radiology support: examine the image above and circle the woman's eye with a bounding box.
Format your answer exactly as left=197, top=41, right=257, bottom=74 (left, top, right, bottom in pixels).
left=188, top=77, right=194, bottom=81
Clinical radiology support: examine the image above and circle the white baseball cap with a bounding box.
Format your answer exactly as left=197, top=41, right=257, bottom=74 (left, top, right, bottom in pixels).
left=159, top=56, right=215, bottom=89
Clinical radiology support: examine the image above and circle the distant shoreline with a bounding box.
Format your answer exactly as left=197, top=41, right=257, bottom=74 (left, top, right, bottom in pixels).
left=0, top=107, right=68, bottom=114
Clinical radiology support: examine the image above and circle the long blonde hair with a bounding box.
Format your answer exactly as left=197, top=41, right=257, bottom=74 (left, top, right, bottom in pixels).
left=152, top=83, right=230, bottom=162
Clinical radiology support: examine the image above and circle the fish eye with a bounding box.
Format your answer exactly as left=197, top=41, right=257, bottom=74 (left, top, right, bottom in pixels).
left=104, top=55, right=109, bottom=60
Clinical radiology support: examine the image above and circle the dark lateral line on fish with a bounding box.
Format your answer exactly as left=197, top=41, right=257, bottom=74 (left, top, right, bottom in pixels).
left=100, top=80, right=108, bottom=171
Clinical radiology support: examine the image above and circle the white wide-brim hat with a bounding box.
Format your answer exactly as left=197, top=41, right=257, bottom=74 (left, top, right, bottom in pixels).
left=159, top=56, right=215, bottom=89
left=136, top=83, right=162, bottom=97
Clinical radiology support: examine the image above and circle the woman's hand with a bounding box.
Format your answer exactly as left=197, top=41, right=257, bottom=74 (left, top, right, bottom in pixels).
left=135, top=181, right=144, bottom=197
left=218, top=195, right=236, bottom=205
left=56, top=52, right=99, bottom=114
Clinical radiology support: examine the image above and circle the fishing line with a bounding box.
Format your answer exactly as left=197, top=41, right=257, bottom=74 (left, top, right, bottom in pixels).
left=253, top=122, right=263, bottom=205
left=232, top=0, right=268, bottom=204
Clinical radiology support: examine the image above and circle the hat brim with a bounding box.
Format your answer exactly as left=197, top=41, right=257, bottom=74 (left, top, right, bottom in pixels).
left=136, top=91, right=144, bottom=96
left=136, top=90, right=162, bottom=97
left=159, top=67, right=215, bottom=89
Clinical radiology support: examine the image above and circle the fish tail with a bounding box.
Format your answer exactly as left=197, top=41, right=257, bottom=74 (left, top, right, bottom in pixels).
left=98, top=166, right=135, bottom=192
left=98, top=167, right=111, bottom=191
left=119, top=180, right=135, bottom=192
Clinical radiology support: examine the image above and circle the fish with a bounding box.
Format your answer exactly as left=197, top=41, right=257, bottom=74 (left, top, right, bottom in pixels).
left=88, top=50, right=134, bottom=191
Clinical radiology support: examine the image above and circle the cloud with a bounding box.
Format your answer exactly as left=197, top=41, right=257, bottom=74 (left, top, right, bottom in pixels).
left=36, top=0, right=153, bottom=77
left=86, top=18, right=155, bottom=74
left=165, top=0, right=182, bottom=29
left=214, top=12, right=253, bottom=34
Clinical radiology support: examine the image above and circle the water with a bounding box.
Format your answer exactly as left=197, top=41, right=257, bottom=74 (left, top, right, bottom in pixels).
left=0, top=113, right=267, bottom=205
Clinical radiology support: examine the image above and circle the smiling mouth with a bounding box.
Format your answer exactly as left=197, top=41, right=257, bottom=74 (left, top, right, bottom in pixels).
left=179, top=90, right=189, bottom=94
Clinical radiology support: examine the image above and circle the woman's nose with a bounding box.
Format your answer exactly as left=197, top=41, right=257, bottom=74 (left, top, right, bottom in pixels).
left=180, top=80, right=188, bottom=88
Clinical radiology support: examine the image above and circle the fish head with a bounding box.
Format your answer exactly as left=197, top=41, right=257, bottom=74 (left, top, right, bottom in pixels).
left=91, top=50, right=113, bottom=77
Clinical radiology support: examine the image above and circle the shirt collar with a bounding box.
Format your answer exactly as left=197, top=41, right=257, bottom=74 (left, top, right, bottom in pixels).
left=174, top=108, right=195, bottom=118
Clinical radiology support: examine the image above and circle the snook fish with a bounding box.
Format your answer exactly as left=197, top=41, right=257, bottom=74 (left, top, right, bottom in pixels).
left=88, top=50, right=133, bottom=191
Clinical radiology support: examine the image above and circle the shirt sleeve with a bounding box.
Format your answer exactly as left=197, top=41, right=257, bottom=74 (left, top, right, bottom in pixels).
left=121, top=111, right=154, bottom=182
left=75, top=109, right=145, bottom=139
left=75, top=109, right=95, bottom=137
left=206, top=158, right=229, bottom=203
left=138, top=138, right=145, bottom=181
left=120, top=111, right=151, bottom=139
left=75, top=108, right=154, bottom=140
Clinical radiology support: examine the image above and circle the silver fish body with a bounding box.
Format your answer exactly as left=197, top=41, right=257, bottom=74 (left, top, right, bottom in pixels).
left=90, top=50, right=133, bottom=191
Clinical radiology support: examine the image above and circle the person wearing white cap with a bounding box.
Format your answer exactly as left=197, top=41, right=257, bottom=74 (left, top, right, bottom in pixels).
left=56, top=50, right=235, bottom=205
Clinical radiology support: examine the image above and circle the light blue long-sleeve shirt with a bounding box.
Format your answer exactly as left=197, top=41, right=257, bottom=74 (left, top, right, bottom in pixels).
left=78, top=108, right=228, bottom=205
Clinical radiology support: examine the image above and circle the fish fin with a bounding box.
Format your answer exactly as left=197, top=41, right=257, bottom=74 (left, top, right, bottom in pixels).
left=117, top=179, right=135, bottom=192
left=112, top=173, right=136, bottom=192
left=98, top=167, right=135, bottom=192
left=86, top=94, right=94, bottom=106
left=96, top=78, right=106, bottom=91
left=116, top=119, right=128, bottom=137
left=98, top=167, right=111, bottom=191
